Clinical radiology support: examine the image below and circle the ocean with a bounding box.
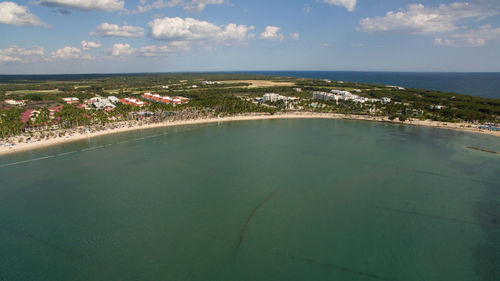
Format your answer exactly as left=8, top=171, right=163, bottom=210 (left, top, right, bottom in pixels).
left=0, top=119, right=499, bottom=281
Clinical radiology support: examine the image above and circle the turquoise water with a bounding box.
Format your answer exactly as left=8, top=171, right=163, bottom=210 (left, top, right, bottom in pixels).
left=0, top=119, right=499, bottom=281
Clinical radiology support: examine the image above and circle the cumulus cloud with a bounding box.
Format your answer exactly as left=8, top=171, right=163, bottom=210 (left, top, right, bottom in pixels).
left=323, top=0, right=357, bottom=12
left=81, top=40, right=101, bottom=50
left=108, top=43, right=136, bottom=56
left=0, top=1, right=50, bottom=27
left=435, top=25, right=500, bottom=47
left=149, top=17, right=254, bottom=44
left=107, top=42, right=190, bottom=57
left=0, top=45, right=45, bottom=62
left=38, top=0, right=125, bottom=11
left=140, top=42, right=191, bottom=56
left=90, top=23, right=145, bottom=38
left=359, top=2, right=497, bottom=34
left=52, top=46, right=92, bottom=60
left=130, top=0, right=224, bottom=14
left=260, top=26, right=284, bottom=41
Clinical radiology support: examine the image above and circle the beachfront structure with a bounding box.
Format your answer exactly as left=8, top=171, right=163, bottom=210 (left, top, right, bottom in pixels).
left=313, top=92, right=340, bottom=103
left=108, top=96, right=119, bottom=104
left=89, top=96, right=116, bottom=110
left=21, top=110, right=39, bottom=123
left=314, top=90, right=386, bottom=104
left=263, top=93, right=295, bottom=102
left=331, top=89, right=370, bottom=103
left=20, top=105, right=62, bottom=124
left=120, top=98, right=145, bottom=107
left=142, top=93, right=190, bottom=105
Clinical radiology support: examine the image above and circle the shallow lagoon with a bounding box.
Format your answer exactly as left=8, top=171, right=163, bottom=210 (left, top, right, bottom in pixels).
left=0, top=119, right=499, bottom=281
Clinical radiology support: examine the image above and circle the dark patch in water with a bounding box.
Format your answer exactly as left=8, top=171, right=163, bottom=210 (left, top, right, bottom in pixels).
left=275, top=145, right=496, bottom=186
left=0, top=221, right=86, bottom=261
left=0, top=221, right=123, bottom=280
left=392, top=166, right=497, bottom=186
left=234, top=190, right=277, bottom=257
left=473, top=186, right=500, bottom=281
left=467, top=146, right=499, bottom=155
left=375, top=206, right=497, bottom=227
left=276, top=252, right=401, bottom=281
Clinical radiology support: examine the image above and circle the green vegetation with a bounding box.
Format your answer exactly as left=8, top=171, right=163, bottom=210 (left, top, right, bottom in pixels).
left=0, top=73, right=498, bottom=140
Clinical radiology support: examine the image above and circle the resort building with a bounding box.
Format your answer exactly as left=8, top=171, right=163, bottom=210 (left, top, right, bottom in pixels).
left=142, top=93, right=190, bottom=105
left=108, top=96, right=119, bottom=104
left=90, top=96, right=116, bottom=110
left=263, top=93, right=295, bottom=102
left=5, top=99, right=26, bottom=106
left=313, top=92, right=339, bottom=103
left=63, top=97, right=79, bottom=104
left=120, top=98, right=145, bottom=107
left=314, top=90, right=385, bottom=104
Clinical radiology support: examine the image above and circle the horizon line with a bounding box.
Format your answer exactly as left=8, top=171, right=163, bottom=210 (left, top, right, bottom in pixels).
left=1, top=70, right=500, bottom=76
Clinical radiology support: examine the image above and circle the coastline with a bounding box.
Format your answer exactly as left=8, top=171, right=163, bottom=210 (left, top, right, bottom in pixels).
left=1, top=112, right=499, bottom=156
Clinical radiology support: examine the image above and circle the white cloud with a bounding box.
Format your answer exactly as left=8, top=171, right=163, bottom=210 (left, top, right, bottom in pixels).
left=149, top=17, right=254, bottom=44
left=52, top=46, right=91, bottom=60
left=260, top=26, right=284, bottom=41
left=0, top=1, right=50, bottom=27
left=107, top=42, right=190, bottom=57
left=130, top=0, right=224, bottom=14
left=323, top=0, right=357, bottom=12
left=0, top=45, right=45, bottom=62
left=81, top=40, right=101, bottom=50
left=320, top=42, right=330, bottom=47
left=435, top=25, right=500, bottom=47
left=108, top=43, right=136, bottom=56
left=90, top=23, right=145, bottom=38
left=289, top=32, right=300, bottom=40
left=359, top=2, right=498, bottom=34
left=38, top=0, right=125, bottom=11
left=140, top=42, right=191, bottom=56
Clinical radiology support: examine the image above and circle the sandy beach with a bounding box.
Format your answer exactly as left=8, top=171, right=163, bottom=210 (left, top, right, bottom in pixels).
left=1, top=112, right=499, bottom=156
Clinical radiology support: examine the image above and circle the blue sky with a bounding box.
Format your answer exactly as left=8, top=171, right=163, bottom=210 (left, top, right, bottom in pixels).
left=1, top=0, right=499, bottom=74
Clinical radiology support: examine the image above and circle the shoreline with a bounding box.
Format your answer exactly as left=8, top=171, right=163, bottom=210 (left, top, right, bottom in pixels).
left=1, top=112, right=499, bottom=156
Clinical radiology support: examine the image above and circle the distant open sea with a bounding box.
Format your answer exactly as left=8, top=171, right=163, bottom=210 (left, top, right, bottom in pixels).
left=1, top=71, right=499, bottom=99
left=241, top=71, right=500, bottom=99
